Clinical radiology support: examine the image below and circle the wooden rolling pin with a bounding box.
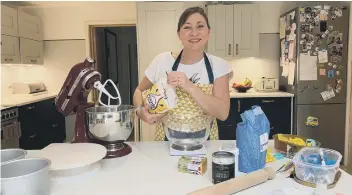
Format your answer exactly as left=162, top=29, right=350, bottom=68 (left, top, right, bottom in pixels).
left=188, top=167, right=276, bottom=195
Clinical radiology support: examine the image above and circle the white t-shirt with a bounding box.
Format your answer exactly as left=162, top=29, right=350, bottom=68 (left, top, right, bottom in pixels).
left=145, top=52, right=233, bottom=85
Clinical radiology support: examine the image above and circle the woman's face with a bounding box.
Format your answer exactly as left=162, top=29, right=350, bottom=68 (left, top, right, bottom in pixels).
left=178, top=13, right=210, bottom=51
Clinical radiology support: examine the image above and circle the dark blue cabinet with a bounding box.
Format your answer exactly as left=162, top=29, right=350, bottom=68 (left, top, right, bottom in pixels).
left=217, top=97, right=292, bottom=140
left=19, top=98, right=66, bottom=150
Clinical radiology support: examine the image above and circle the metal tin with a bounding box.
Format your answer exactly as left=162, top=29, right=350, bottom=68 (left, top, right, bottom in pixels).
left=212, top=151, right=235, bottom=184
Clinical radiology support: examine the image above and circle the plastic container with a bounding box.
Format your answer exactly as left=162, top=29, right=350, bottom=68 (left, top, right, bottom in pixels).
left=293, top=147, right=342, bottom=185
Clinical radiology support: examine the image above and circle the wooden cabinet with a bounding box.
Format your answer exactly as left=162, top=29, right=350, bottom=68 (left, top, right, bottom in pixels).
left=19, top=98, right=66, bottom=150
left=1, top=5, right=44, bottom=65
left=1, top=35, right=21, bottom=64
left=1, top=5, right=19, bottom=36
left=20, top=38, right=44, bottom=64
left=218, top=97, right=292, bottom=140
left=18, top=11, right=43, bottom=41
left=206, top=3, right=260, bottom=59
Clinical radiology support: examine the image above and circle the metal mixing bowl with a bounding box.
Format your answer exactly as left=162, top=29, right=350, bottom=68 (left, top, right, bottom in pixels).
left=1, top=148, right=27, bottom=164
left=161, top=114, right=214, bottom=151
left=85, top=105, right=135, bottom=142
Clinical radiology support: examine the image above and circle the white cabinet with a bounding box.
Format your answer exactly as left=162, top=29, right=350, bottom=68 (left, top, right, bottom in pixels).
left=18, top=11, right=43, bottom=41
left=1, top=5, right=44, bottom=65
left=1, top=5, right=19, bottom=36
left=206, top=3, right=260, bottom=59
left=20, top=38, right=44, bottom=65
left=1, top=35, right=21, bottom=64
left=137, top=2, right=185, bottom=141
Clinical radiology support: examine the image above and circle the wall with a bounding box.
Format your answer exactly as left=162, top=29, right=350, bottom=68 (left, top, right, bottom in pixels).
left=347, top=1, right=352, bottom=169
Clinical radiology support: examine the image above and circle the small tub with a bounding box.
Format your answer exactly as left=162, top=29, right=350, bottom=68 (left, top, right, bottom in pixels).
left=1, top=148, right=27, bottom=164
left=293, top=147, right=342, bottom=185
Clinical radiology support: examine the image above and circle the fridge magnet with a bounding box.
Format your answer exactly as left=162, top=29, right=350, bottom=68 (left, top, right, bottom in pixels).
left=333, top=64, right=337, bottom=69
left=320, top=10, right=328, bottom=20
left=328, top=62, right=332, bottom=66
left=335, top=8, right=342, bottom=17
left=335, top=79, right=343, bottom=93
left=336, top=71, right=340, bottom=76
left=328, top=26, right=333, bottom=31
left=328, top=70, right=334, bottom=78
left=318, top=50, right=328, bottom=63
left=313, top=52, right=317, bottom=56
left=306, top=116, right=319, bottom=127
left=323, top=5, right=331, bottom=10
left=300, top=40, right=305, bottom=45
left=318, top=63, right=325, bottom=67
left=326, top=84, right=333, bottom=91
left=319, top=69, right=326, bottom=76
left=305, top=7, right=312, bottom=13
left=314, top=5, right=322, bottom=10
left=315, top=47, right=319, bottom=51
left=328, top=44, right=343, bottom=56
left=332, top=56, right=341, bottom=63
left=339, top=65, right=343, bottom=69
left=289, top=11, right=295, bottom=20
left=306, top=43, right=312, bottom=50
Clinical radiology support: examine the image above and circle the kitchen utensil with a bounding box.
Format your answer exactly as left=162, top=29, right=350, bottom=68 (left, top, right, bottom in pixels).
left=86, top=105, right=135, bottom=158
left=188, top=167, right=276, bottom=195
left=1, top=148, right=27, bottom=164
left=161, top=114, right=213, bottom=153
left=1, top=158, right=51, bottom=195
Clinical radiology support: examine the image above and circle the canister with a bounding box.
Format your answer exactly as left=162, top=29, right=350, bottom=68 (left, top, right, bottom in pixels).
left=212, top=151, right=235, bottom=184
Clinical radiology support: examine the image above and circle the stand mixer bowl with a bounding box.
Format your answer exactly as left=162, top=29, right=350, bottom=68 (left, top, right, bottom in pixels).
left=162, top=114, right=213, bottom=151
left=85, top=105, right=135, bottom=156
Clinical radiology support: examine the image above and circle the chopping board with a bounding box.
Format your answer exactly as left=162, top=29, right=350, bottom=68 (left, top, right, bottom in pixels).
left=35, top=143, right=107, bottom=171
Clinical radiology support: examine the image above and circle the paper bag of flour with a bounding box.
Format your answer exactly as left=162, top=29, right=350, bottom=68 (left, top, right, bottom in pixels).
left=142, top=78, right=178, bottom=114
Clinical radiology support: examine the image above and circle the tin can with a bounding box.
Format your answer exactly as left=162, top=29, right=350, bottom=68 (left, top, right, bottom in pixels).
left=212, top=151, right=235, bottom=184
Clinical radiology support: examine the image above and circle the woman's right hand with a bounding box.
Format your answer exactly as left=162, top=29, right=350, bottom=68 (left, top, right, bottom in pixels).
left=137, top=104, right=166, bottom=125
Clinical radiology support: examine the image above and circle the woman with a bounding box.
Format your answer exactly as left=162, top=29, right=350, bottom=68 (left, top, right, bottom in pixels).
left=133, top=6, right=233, bottom=141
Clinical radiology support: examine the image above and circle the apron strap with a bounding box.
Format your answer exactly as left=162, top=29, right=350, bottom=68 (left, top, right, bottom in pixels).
left=171, top=50, right=214, bottom=84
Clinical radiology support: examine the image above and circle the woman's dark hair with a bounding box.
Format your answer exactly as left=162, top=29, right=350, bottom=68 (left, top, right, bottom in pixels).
left=177, top=6, right=210, bottom=32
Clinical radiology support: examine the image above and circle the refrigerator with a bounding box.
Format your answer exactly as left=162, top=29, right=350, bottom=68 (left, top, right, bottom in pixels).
left=278, top=4, right=349, bottom=161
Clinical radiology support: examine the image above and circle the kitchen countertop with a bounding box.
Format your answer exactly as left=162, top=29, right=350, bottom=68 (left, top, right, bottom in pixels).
left=25, top=140, right=352, bottom=195
left=1, top=91, right=59, bottom=108
left=230, top=89, right=294, bottom=98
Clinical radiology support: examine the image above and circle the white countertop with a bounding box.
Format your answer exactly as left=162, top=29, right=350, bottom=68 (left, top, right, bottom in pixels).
left=1, top=91, right=59, bottom=108
left=25, top=140, right=352, bottom=195
left=230, top=89, right=294, bottom=98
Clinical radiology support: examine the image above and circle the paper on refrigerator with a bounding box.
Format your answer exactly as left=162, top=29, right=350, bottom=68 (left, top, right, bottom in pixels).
left=288, top=61, right=295, bottom=85
left=299, top=54, right=317, bottom=81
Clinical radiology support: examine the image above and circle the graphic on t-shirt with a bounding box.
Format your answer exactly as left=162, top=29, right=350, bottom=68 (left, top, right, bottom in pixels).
left=165, top=71, right=201, bottom=84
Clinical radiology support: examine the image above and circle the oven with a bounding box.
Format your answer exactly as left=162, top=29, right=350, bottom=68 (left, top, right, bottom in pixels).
left=1, top=107, right=21, bottom=149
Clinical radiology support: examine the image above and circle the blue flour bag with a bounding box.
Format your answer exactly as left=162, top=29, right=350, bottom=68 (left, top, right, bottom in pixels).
left=236, top=105, right=270, bottom=173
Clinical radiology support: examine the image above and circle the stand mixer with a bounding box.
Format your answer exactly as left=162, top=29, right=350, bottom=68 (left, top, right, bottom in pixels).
left=55, top=58, right=134, bottom=159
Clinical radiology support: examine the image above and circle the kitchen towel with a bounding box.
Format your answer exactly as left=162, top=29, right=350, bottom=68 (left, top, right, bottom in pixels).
left=236, top=105, right=270, bottom=173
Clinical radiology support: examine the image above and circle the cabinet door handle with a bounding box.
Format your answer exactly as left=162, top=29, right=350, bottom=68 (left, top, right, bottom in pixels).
left=5, top=58, right=13, bottom=62
left=237, top=100, right=241, bottom=112
left=31, top=59, right=37, bottom=63
left=236, top=44, right=239, bottom=55
left=270, top=127, right=274, bottom=130
left=27, top=105, right=35, bottom=110
left=29, top=133, right=37, bottom=138
left=262, top=100, right=275, bottom=103
left=52, top=124, right=58, bottom=128
left=228, top=44, right=231, bottom=55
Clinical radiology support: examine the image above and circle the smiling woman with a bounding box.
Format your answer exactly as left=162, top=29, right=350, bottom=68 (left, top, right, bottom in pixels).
left=133, top=6, right=233, bottom=141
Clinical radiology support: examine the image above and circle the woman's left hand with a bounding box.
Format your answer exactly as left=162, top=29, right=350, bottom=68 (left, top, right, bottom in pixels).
left=167, top=71, right=194, bottom=93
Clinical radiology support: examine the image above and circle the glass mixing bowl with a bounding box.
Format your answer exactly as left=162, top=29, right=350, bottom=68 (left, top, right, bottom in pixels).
left=161, top=114, right=214, bottom=151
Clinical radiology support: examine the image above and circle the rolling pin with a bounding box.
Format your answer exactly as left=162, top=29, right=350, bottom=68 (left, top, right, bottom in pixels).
left=188, top=167, right=276, bottom=195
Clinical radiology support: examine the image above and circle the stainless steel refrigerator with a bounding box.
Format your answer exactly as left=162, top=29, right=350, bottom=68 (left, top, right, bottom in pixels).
left=278, top=4, right=349, bottom=160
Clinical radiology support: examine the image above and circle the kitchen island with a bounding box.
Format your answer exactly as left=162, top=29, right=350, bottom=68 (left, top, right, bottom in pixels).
left=26, top=140, right=352, bottom=195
